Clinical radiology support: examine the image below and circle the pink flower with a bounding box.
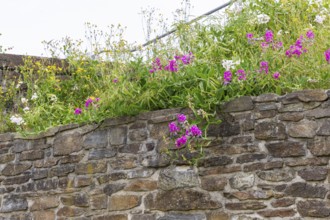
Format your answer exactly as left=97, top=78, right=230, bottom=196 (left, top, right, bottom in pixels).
left=175, top=135, right=187, bottom=148
left=85, top=98, right=93, bottom=108
left=188, top=125, right=202, bottom=137
left=74, top=108, right=82, bottom=115
left=236, top=69, right=246, bottom=81
left=113, top=78, right=118, bottom=83
left=264, top=30, right=274, bottom=43
left=273, top=72, right=280, bottom=79
left=246, top=33, right=253, bottom=39
left=169, top=122, right=180, bottom=133
left=260, top=61, right=269, bottom=74
left=306, top=30, right=314, bottom=39
left=223, top=70, right=232, bottom=85
left=177, top=114, right=187, bottom=123
left=325, top=49, right=330, bottom=63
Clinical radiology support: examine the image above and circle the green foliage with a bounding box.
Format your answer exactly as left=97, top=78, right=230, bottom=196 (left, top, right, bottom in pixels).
left=1, top=0, right=330, bottom=136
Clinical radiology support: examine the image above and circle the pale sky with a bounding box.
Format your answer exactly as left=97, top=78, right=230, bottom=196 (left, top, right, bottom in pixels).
left=0, top=0, right=228, bottom=57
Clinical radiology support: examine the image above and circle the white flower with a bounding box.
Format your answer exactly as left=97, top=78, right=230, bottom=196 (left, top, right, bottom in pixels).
left=16, top=81, right=23, bottom=89
left=23, top=106, right=30, bottom=112
left=31, top=93, right=38, bottom=100
left=257, top=14, right=270, bottom=24
left=10, top=115, right=25, bottom=125
left=277, top=30, right=283, bottom=36
left=274, top=0, right=280, bottom=3
left=315, top=15, right=326, bottom=24
left=222, top=59, right=240, bottom=70
left=21, top=98, right=28, bottom=104
left=50, top=94, right=58, bottom=102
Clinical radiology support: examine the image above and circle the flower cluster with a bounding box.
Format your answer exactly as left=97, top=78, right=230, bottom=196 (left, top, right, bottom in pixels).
left=74, top=97, right=100, bottom=115
left=325, top=49, right=330, bottom=63
left=10, top=115, right=25, bottom=126
left=247, top=29, right=283, bottom=51
left=149, top=52, right=194, bottom=73
left=168, top=113, right=202, bottom=148
left=285, top=31, right=314, bottom=58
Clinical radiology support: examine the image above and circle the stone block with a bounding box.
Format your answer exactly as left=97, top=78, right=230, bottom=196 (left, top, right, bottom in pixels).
left=57, top=206, right=85, bottom=217
left=30, top=196, right=59, bottom=211
left=203, top=156, right=233, bottom=167
left=50, top=164, right=75, bottom=177
left=271, top=198, right=295, bottom=208
left=201, top=176, right=227, bottom=191
left=288, top=120, right=318, bottom=138
left=257, top=209, right=296, bottom=217
left=88, top=148, right=116, bottom=160
left=225, top=202, right=266, bottom=210
left=236, top=153, right=266, bottom=164
left=307, top=137, right=330, bottom=156
left=297, top=166, right=328, bottom=181
left=109, top=126, right=127, bottom=145
left=60, top=193, right=89, bottom=207
left=257, top=169, right=295, bottom=182
left=284, top=182, right=327, bottom=198
left=158, top=214, right=206, bottom=220
left=229, top=173, right=254, bottom=190
left=158, top=166, right=199, bottom=190
left=75, top=161, right=107, bottom=174
left=103, top=183, right=126, bottom=196
left=33, top=211, right=55, bottom=220
left=266, top=141, right=305, bottom=157
left=124, top=180, right=157, bottom=191
left=255, top=122, right=286, bottom=140
left=109, top=195, right=141, bottom=211
left=1, top=162, right=32, bottom=176
left=19, top=150, right=44, bottom=161
left=83, top=129, right=109, bottom=149
left=53, top=132, right=82, bottom=156
left=223, top=96, right=254, bottom=112
left=91, top=194, right=107, bottom=210
left=297, top=200, right=330, bottom=217
left=0, top=195, right=28, bottom=212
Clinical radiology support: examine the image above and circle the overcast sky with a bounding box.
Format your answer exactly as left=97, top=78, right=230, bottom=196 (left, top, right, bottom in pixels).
left=0, top=0, right=228, bottom=57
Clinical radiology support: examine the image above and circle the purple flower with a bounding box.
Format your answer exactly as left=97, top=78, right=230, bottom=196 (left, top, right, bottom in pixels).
left=295, top=37, right=303, bottom=48
left=181, top=52, right=194, bottom=65
left=188, top=125, right=202, bottom=137
left=175, top=135, right=187, bottom=148
left=74, top=108, right=82, bottom=115
left=85, top=98, right=93, bottom=108
left=169, top=122, right=180, bottom=133
left=223, top=70, right=232, bottom=85
left=164, top=60, right=178, bottom=72
left=149, top=57, right=163, bottom=73
left=236, top=69, right=246, bottom=81
left=177, top=114, right=187, bottom=123
left=113, top=78, right=118, bottom=83
left=306, top=30, right=314, bottom=39
left=174, top=55, right=182, bottom=60
left=260, top=61, right=269, bottom=74
left=325, top=49, right=330, bottom=63
left=273, top=72, right=280, bottom=79
left=264, top=30, right=274, bottom=43
left=261, top=42, right=269, bottom=49
left=246, top=33, right=253, bottom=39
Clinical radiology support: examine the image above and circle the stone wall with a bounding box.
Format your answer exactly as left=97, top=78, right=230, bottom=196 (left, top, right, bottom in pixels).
left=0, top=89, right=330, bottom=219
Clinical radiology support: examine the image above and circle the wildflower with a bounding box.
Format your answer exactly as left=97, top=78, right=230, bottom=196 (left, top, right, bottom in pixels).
left=164, top=60, right=178, bottom=72
left=10, top=115, right=24, bottom=125
left=23, top=106, right=30, bottom=112
left=222, top=59, right=240, bottom=70
left=273, top=72, right=280, bottom=79
left=31, top=93, right=38, bottom=100
left=261, top=42, right=269, bottom=49
left=50, top=94, right=57, bottom=102
left=315, top=15, right=326, bottom=24
left=223, top=70, right=232, bottom=84
left=169, top=122, right=180, bottom=134
left=175, top=135, right=187, bottom=148
left=236, top=69, right=247, bottom=80
left=257, top=14, right=270, bottom=24
left=325, top=49, right=330, bottom=63
left=113, top=78, right=118, bottom=83
left=149, top=57, right=163, bottom=73
left=295, top=36, right=303, bottom=48
left=21, top=98, right=28, bottom=104
left=246, top=33, right=253, bottom=39
left=16, top=81, right=23, bottom=89
left=264, top=30, right=274, bottom=43
left=181, top=52, right=194, bottom=65
left=74, top=108, right=82, bottom=115
left=188, top=125, right=202, bottom=137
left=260, top=61, right=269, bottom=74
left=277, top=30, right=283, bottom=36
left=177, top=114, right=187, bottom=123
left=306, top=30, right=315, bottom=39
left=273, top=41, right=283, bottom=50
left=85, top=98, right=93, bottom=108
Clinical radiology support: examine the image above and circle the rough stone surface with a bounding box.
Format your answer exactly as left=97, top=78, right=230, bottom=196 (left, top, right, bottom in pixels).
left=297, top=167, right=328, bottom=181
left=308, top=137, right=330, bottom=156
left=255, top=122, right=286, bottom=140
left=223, top=96, right=254, bottom=112
left=1, top=195, right=28, bottom=212
left=158, top=167, right=199, bottom=190
left=284, top=182, right=327, bottom=198
left=266, top=141, right=305, bottom=157
left=297, top=200, right=330, bottom=217
left=229, top=173, right=254, bottom=190
left=257, top=170, right=295, bottom=182
left=288, top=120, right=318, bottom=138
left=109, top=195, right=141, bottom=211
left=53, top=132, right=82, bottom=156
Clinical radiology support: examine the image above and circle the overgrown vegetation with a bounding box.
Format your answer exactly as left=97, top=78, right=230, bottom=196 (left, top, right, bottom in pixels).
left=1, top=0, right=330, bottom=136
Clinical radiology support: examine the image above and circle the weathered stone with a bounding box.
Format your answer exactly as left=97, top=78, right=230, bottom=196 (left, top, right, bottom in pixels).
left=0, top=213, right=33, bottom=220
left=53, top=132, right=82, bottom=156
left=0, top=195, right=28, bottom=212
left=109, top=126, right=127, bottom=145
left=206, top=212, right=230, bottom=220
left=33, top=211, right=55, bottom=220
left=34, top=158, right=58, bottom=168
left=30, top=196, right=59, bottom=211
left=297, top=200, right=330, bottom=217
left=279, top=102, right=321, bottom=112
left=225, top=202, right=266, bottom=210
left=35, top=179, right=58, bottom=191
left=1, top=162, right=32, bottom=176
left=19, top=150, right=44, bottom=161
left=0, top=154, right=15, bottom=164
left=271, top=198, right=295, bottom=208
left=229, top=136, right=252, bottom=144
left=103, top=183, right=126, bottom=196
left=286, top=157, right=329, bottom=167
left=307, top=137, right=330, bottom=156
left=142, top=153, right=171, bottom=168
left=317, top=119, right=330, bottom=135
left=243, top=161, right=283, bottom=172
left=109, top=156, right=137, bottom=169
left=83, top=129, right=108, bottom=149
left=50, top=164, right=74, bottom=177
left=31, top=169, right=48, bottom=180
left=224, top=190, right=273, bottom=200
left=91, top=194, right=107, bottom=210
left=257, top=209, right=296, bottom=217
left=158, top=214, right=205, bottom=220
left=236, top=153, right=266, bottom=164
left=129, top=129, right=148, bottom=142
left=266, top=141, right=305, bottom=157
left=98, top=172, right=127, bottom=184
left=306, top=108, right=330, bottom=118
left=254, top=110, right=277, bottom=119
left=12, top=139, right=29, bottom=153
left=127, top=168, right=155, bottom=179
left=131, top=214, right=156, bottom=220
left=199, top=166, right=241, bottom=176
left=254, top=93, right=279, bottom=102
left=93, top=214, right=127, bottom=220
left=74, top=176, right=93, bottom=187
left=284, top=182, right=327, bottom=198
left=61, top=193, right=89, bottom=207
left=88, top=148, right=116, bottom=160
left=257, top=169, right=295, bottom=182
left=203, top=156, right=233, bottom=167
left=255, top=122, right=286, bottom=140
left=60, top=154, right=84, bottom=164
left=208, top=144, right=259, bottom=155
left=119, top=143, right=141, bottom=153
left=288, top=120, right=318, bottom=138
left=158, top=166, right=199, bottom=190
left=256, top=102, right=278, bottom=111
left=109, top=195, right=141, bottom=211
left=145, top=189, right=221, bottom=211
left=298, top=166, right=328, bottom=181
left=223, top=96, right=254, bottom=112
left=201, top=176, right=227, bottom=191
left=124, top=180, right=157, bottom=191
left=0, top=133, right=15, bottom=142
left=278, top=112, right=304, bottom=121
left=57, top=206, right=85, bottom=217
left=282, top=90, right=327, bottom=103
left=207, top=121, right=240, bottom=137
left=229, top=173, right=254, bottom=190
left=75, top=161, right=107, bottom=174
left=2, top=174, right=31, bottom=185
